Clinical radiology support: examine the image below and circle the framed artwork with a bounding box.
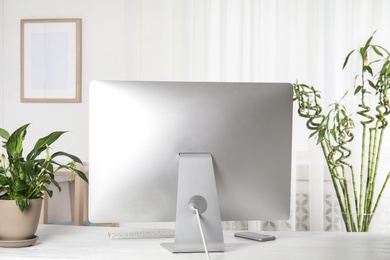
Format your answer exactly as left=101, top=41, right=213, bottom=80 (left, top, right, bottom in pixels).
left=20, top=19, right=82, bottom=102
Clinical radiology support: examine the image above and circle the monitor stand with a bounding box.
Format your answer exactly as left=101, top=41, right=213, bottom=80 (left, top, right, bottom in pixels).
left=161, top=153, right=225, bottom=253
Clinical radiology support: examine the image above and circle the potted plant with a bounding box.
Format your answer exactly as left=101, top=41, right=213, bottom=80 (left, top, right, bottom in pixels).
left=0, top=123, right=88, bottom=245
left=293, top=32, right=390, bottom=232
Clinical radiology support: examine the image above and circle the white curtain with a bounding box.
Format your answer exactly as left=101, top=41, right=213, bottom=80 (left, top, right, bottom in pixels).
left=125, top=0, right=390, bottom=231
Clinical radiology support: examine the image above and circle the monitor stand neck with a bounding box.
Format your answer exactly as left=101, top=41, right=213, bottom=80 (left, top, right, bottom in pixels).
left=161, top=153, right=225, bottom=253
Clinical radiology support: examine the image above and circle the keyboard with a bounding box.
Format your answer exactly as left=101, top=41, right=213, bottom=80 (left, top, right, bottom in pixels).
left=108, top=229, right=175, bottom=239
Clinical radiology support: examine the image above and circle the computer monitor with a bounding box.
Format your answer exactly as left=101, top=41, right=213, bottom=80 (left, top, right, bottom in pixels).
left=89, top=81, right=292, bottom=253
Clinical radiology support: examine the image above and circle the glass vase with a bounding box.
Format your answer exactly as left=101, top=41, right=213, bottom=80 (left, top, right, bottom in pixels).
left=341, top=211, right=375, bottom=232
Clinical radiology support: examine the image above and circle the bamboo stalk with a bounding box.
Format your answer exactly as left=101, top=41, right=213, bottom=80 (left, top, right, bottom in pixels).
left=369, top=127, right=385, bottom=210
left=364, top=128, right=375, bottom=214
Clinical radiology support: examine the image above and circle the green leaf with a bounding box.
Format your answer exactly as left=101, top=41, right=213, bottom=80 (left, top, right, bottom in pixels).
left=349, top=118, right=355, bottom=127
left=364, top=35, right=374, bottom=49
left=317, top=129, right=325, bottom=144
left=341, top=109, right=348, bottom=117
left=309, top=129, right=319, bottom=139
left=0, top=175, right=10, bottom=185
left=380, top=60, right=390, bottom=75
left=330, top=128, right=337, bottom=141
left=364, top=66, right=373, bottom=76
left=39, top=174, right=54, bottom=185
left=0, top=128, right=9, bottom=140
left=354, top=85, right=362, bottom=95
left=50, top=178, right=62, bottom=193
left=51, top=151, right=82, bottom=164
left=5, top=124, right=29, bottom=158
left=20, top=160, right=35, bottom=183
left=50, top=153, right=88, bottom=183
left=15, top=196, right=29, bottom=212
left=368, top=80, right=376, bottom=89
left=27, top=131, right=67, bottom=160
left=73, top=168, right=89, bottom=183
left=42, top=186, right=53, bottom=198
left=336, top=111, right=340, bottom=122
left=14, top=179, right=28, bottom=192
left=343, top=50, right=355, bottom=69
left=359, top=47, right=366, bottom=60
left=372, top=45, right=383, bottom=56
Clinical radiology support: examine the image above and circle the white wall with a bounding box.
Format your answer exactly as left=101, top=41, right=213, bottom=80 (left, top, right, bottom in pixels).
left=1, top=0, right=134, bottom=160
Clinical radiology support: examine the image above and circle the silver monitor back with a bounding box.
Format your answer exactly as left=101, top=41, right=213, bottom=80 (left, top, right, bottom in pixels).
left=89, top=81, right=292, bottom=223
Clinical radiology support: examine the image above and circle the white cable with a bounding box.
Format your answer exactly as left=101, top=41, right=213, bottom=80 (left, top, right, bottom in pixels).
left=194, top=208, right=211, bottom=260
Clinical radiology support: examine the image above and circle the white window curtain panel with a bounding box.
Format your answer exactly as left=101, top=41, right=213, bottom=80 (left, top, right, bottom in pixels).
left=125, top=0, right=390, bottom=232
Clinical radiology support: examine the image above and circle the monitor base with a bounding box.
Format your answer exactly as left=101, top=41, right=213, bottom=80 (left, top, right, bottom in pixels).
left=162, top=153, right=225, bottom=254
left=161, top=242, right=224, bottom=253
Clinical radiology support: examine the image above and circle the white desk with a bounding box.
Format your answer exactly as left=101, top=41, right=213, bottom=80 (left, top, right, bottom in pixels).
left=1, top=225, right=390, bottom=259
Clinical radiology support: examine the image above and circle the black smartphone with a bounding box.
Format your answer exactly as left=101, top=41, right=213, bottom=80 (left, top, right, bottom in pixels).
left=234, top=232, right=276, bottom=242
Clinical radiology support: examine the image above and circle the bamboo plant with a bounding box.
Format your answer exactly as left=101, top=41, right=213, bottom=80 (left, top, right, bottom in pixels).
left=293, top=33, right=390, bottom=232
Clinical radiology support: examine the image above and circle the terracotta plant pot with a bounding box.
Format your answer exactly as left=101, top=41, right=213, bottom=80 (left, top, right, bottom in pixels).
left=0, top=198, right=42, bottom=240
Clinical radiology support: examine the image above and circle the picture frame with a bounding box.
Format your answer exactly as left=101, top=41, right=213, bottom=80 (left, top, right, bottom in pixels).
left=20, top=18, right=82, bottom=103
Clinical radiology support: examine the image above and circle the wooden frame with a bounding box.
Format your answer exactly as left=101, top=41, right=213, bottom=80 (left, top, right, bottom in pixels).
left=20, top=19, right=82, bottom=103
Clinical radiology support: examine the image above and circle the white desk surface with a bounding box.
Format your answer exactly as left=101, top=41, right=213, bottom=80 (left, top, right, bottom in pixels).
left=1, top=224, right=390, bottom=260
